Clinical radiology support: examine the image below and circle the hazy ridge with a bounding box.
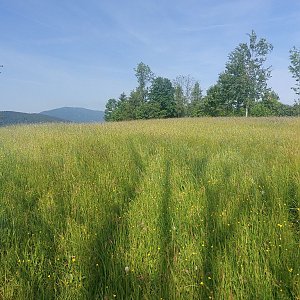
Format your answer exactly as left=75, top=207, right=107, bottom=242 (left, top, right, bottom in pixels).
left=40, top=107, right=104, bottom=123
left=0, top=107, right=105, bottom=126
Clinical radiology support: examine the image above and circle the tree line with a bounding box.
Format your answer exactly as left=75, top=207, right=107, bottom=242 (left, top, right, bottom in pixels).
left=105, top=30, right=300, bottom=121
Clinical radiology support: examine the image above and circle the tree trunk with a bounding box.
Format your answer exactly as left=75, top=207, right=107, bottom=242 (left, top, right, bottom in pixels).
left=245, top=106, right=248, bottom=117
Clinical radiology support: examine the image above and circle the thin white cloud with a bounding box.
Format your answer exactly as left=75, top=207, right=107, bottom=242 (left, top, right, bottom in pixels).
left=1, top=0, right=299, bottom=111
left=30, top=36, right=81, bottom=46
left=180, top=23, right=236, bottom=33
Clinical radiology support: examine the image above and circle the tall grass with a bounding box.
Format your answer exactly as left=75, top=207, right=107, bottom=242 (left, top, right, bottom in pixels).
left=0, top=118, right=299, bottom=299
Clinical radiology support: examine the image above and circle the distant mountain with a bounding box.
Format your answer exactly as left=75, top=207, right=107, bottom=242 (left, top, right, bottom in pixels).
left=0, top=111, right=67, bottom=127
left=40, top=107, right=104, bottom=123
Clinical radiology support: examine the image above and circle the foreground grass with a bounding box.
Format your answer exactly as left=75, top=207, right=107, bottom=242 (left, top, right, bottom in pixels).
left=0, top=118, right=299, bottom=299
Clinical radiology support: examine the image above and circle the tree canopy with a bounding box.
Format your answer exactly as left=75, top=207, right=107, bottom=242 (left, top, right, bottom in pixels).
left=208, top=30, right=273, bottom=117
left=289, top=47, right=300, bottom=101
left=104, top=31, right=299, bottom=121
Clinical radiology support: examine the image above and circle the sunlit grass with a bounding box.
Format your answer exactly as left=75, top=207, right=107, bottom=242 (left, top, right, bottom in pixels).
left=0, top=118, right=299, bottom=299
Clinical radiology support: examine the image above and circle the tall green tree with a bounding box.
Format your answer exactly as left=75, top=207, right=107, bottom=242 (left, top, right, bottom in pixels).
left=289, top=47, right=300, bottom=101
left=174, top=85, right=186, bottom=117
left=148, top=77, right=176, bottom=118
left=134, top=62, right=154, bottom=102
left=117, top=92, right=127, bottom=106
left=104, top=93, right=131, bottom=121
left=292, top=102, right=300, bottom=116
left=104, top=98, right=118, bottom=121
left=251, top=90, right=281, bottom=116
left=127, top=89, right=148, bottom=119
left=203, top=83, right=230, bottom=116
left=220, top=30, right=273, bottom=116
left=189, top=81, right=203, bottom=116
left=203, top=73, right=241, bottom=117
left=115, top=92, right=132, bottom=121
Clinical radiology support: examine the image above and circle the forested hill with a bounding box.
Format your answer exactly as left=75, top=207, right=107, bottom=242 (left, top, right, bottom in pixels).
left=40, top=107, right=105, bottom=123
left=0, top=111, right=66, bottom=127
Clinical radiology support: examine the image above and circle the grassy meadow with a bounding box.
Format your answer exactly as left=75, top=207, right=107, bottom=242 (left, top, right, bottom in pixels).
left=0, top=118, right=299, bottom=299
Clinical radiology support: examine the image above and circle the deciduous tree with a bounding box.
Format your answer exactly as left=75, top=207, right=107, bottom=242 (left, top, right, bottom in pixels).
left=148, top=77, right=176, bottom=118
left=104, top=98, right=118, bottom=121
left=219, top=30, right=273, bottom=116
left=134, top=62, right=154, bottom=102
left=189, top=81, right=203, bottom=116
left=289, top=47, right=300, bottom=101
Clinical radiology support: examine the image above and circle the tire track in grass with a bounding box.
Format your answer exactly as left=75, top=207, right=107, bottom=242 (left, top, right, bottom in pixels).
left=192, top=155, right=252, bottom=299
left=122, top=143, right=167, bottom=298
left=86, top=141, right=147, bottom=299
left=158, top=157, right=173, bottom=299
left=199, top=188, right=250, bottom=298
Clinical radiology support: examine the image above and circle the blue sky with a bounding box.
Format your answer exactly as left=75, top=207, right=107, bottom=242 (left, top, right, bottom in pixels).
left=0, top=0, right=299, bottom=113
